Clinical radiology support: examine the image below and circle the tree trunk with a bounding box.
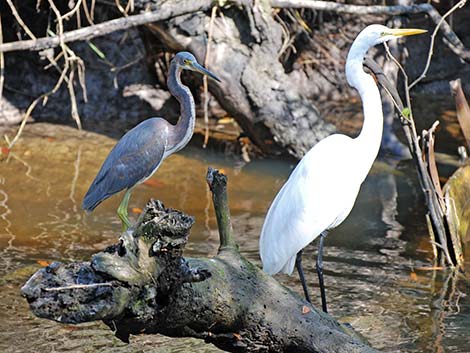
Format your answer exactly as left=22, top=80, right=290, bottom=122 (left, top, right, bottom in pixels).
left=21, top=168, right=379, bottom=353
left=142, top=1, right=335, bottom=157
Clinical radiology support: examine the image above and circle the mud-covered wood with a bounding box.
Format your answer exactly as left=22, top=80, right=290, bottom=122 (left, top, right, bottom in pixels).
left=21, top=169, right=379, bottom=353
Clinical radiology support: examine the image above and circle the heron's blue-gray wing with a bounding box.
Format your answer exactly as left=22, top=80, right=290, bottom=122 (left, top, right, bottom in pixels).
left=82, top=118, right=170, bottom=211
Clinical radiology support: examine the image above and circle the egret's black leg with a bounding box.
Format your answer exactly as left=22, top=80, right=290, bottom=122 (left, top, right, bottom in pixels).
left=295, top=250, right=311, bottom=303
left=317, top=231, right=328, bottom=313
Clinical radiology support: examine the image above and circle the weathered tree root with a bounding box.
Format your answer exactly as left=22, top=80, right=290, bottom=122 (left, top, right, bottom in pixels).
left=21, top=168, right=379, bottom=353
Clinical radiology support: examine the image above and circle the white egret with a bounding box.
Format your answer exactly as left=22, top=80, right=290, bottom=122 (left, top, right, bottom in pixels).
left=259, top=25, right=426, bottom=313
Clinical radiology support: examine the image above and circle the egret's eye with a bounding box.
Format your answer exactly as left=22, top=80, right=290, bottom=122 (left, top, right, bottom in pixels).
left=380, top=31, right=387, bottom=37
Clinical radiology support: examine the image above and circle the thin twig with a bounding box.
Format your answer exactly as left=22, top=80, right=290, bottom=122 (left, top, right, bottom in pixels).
left=5, top=0, right=37, bottom=40
left=203, top=6, right=217, bottom=149
left=43, top=283, right=112, bottom=292
left=1, top=0, right=468, bottom=65
left=383, top=36, right=456, bottom=266
left=271, top=0, right=470, bottom=62
left=409, top=0, right=467, bottom=89
left=115, top=0, right=134, bottom=16
left=62, top=0, right=83, bottom=21
left=0, top=1, right=214, bottom=53
left=82, top=0, right=95, bottom=25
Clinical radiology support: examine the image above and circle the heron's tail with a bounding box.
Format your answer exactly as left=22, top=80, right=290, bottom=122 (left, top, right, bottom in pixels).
left=82, top=193, right=101, bottom=212
left=82, top=183, right=109, bottom=212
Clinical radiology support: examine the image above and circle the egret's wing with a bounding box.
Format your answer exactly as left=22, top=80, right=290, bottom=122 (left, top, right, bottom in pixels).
left=82, top=118, right=170, bottom=211
left=260, top=135, right=359, bottom=275
left=259, top=169, right=330, bottom=275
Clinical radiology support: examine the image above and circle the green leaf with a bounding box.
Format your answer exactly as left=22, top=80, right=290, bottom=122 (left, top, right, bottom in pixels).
left=401, top=107, right=411, bottom=118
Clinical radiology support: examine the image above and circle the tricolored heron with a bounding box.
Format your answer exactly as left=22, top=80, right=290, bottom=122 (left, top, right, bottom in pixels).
left=82, top=52, right=220, bottom=230
left=259, top=25, right=426, bottom=313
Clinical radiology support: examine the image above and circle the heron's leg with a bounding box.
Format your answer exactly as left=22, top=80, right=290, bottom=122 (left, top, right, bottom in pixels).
left=317, top=231, right=328, bottom=313
left=117, top=188, right=132, bottom=231
left=295, top=250, right=312, bottom=303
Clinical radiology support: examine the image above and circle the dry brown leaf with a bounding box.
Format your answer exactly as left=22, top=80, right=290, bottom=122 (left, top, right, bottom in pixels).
left=233, top=333, right=242, bottom=341
left=218, top=117, right=235, bottom=124
left=425, top=121, right=445, bottom=211
left=302, top=305, right=311, bottom=314
left=131, top=207, right=143, bottom=214
left=37, top=260, right=51, bottom=267
left=450, top=79, right=470, bottom=150
left=414, top=266, right=444, bottom=271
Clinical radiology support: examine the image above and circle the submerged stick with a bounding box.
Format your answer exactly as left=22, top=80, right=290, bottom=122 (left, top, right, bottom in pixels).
left=21, top=169, right=378, bottom=353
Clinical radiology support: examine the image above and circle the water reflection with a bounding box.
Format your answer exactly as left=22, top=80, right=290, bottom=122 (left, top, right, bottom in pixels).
left=0, top=123, right=469, bottom=353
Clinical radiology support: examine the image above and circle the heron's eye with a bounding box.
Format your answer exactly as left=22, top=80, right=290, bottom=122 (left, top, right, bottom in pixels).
left=183, top=59, right=192, bottom=65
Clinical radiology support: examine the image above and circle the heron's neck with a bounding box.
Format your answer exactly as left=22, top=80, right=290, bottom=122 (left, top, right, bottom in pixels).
left=346, top=42, right=383, bottom=179
left=167, top=63, right=196, bottom=153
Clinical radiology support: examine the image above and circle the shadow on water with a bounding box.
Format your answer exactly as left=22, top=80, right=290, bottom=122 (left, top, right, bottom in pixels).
left=0, top=110, right=469, bottom=352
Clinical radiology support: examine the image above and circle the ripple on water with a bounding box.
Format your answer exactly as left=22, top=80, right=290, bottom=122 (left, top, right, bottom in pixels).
left=0, top=122, right=469, bottom=352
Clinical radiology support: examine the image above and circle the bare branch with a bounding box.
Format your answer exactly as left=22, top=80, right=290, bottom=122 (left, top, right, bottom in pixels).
left=271, top=0, right=470, bottom=62
left=409, top=0, right=467, bottom=89
left=44, top=283, right=113, bottom=292
left=271, top=0, right=432, bottom=15
left=0, top=0, right=468, bottom=66
left=0, top=1, right=213, bottom=53
left=5, top=0, right=37, bottom=40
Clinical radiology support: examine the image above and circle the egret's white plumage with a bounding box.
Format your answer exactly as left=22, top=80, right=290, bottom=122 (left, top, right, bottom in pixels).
left=259, top=25, right=426, bottom=278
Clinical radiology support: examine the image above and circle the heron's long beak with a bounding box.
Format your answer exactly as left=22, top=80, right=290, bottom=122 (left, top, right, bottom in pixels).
left=192, top=62, right=221, bottom=82
left=388, top=28, right=427, bottom=37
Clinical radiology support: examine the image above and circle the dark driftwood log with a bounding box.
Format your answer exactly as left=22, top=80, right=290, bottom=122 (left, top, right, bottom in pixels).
left=21, top=168, right=379, bottom=353
left=142, top=1, right=335, bottom=158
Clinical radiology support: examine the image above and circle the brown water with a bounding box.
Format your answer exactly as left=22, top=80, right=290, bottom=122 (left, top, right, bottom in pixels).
left=0, top=122, right=469, bottom=353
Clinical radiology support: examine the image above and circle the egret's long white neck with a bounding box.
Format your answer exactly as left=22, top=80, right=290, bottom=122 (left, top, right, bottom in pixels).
left=345, top=38, right=384, bottom=180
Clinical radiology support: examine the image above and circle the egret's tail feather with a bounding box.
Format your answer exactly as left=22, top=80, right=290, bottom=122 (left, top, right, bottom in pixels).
left=262, top=254, right=296, bottom=276
left=280, top=255, right=297, bottom=275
